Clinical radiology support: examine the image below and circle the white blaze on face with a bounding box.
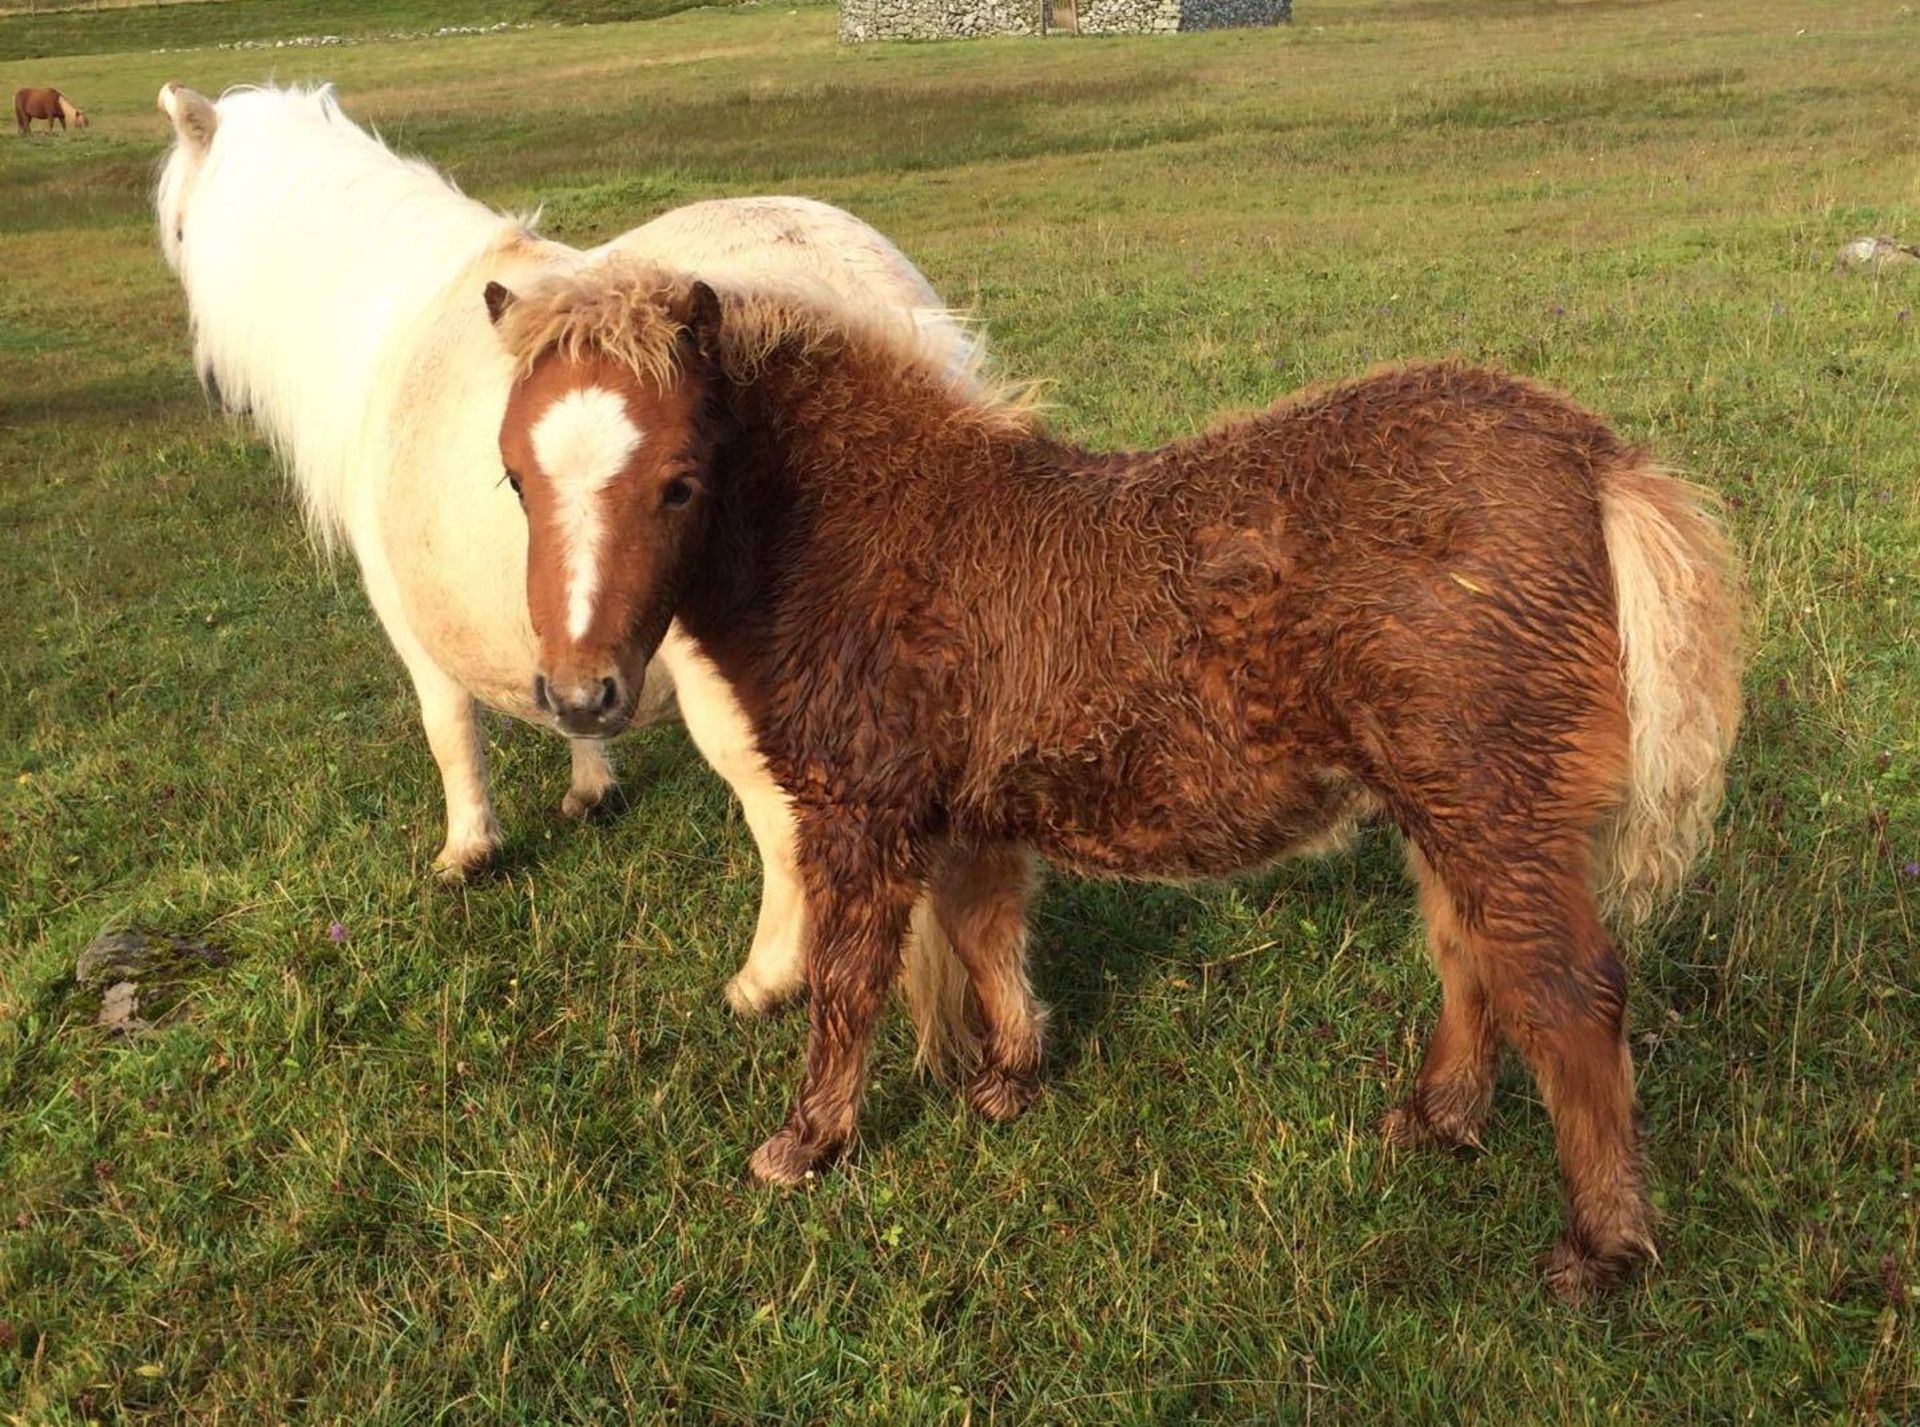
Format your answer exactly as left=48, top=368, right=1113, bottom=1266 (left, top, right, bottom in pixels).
left=530, top=385, right=645, bottom=642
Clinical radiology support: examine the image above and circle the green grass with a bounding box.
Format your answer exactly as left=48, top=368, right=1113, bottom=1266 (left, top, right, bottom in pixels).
left=3, top=0, right=1918, bottom=1419
left=0, top=0, right=739, bottom=63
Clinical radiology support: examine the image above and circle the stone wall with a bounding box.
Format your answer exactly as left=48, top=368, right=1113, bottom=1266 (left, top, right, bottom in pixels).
left=1074, top=0, right=1181, bottom=33
left=1178, top=0, right=1289, bottom=29
left=839, top=0, right=1285, bottom=40
left=839, top=0, right=1039, bottom=41
left=1078, top=0, right=1287, bottom=32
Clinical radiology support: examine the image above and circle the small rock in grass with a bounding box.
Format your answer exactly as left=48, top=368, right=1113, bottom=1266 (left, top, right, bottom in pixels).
left=1835, top=236, right=1920, bottom=271
left=76, top=930, right=227, bottom=988
left=75, top=929, right=230, bottom=1035
left=97, top=981, right=150, bottom=1038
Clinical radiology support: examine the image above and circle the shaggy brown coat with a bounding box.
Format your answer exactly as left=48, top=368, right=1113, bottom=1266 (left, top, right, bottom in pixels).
left=490, top=271, right=1743, bottom=1301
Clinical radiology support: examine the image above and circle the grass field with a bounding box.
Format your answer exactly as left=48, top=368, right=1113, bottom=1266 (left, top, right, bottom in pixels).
left=3, top=0, right=1918, bottom=1419
left=0, top=0, right=735, bottom=62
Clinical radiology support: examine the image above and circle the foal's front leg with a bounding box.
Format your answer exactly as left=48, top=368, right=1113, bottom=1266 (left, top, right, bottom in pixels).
left=749, top=832, right=919, bottom=1185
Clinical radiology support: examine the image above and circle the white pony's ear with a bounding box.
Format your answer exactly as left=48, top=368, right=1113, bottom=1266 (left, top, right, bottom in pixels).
left=158, top=83, right=218, bottom=154
left=484, top=282, right=517, bottom=326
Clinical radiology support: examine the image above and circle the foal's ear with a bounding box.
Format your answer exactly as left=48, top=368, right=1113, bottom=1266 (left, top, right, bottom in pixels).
left=682, top=280, right=723, bottom=361
left=483, top=281, right=517, bottom=326
left=158, top=83, right=218, bottom=154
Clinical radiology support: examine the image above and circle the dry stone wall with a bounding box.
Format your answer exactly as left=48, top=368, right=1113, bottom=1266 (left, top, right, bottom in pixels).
left=1079, top=0, right=1288, bottom=32
left=839, top=0, right=1286, bottom=40
left=839, top=0, right=1038, bottom=40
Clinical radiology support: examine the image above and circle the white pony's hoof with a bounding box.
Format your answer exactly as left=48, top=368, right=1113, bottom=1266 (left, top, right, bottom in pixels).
left=724, top=971, right=802, bottom=1018
left=560, top=785, right=609, bottom=821
left=563, top=742, right=618, bottom=821
left=432, top=836, right=498, bottom=883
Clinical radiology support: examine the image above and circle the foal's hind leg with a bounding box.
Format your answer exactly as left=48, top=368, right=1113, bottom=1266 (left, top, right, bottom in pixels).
left=1382, top=848, right=1496, bottom=1151
left=931, top=843, right=1045, bottom=1123
left=1470, top=864, right=1654, bottom=1301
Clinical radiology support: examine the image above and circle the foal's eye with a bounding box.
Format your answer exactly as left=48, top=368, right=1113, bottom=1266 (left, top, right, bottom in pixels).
left=662, top=477, right=694, bottom=509
left=504, top=469, right=524, bottom=502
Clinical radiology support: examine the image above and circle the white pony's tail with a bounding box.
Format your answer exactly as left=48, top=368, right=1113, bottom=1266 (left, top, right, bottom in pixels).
left=908, top=303, right=1043, bottom=416
left=898, top=897, right=981, bottom=1083
left=1594, top=462, right=1745, bottom=925
left=910, top=305, right=990, bottom=388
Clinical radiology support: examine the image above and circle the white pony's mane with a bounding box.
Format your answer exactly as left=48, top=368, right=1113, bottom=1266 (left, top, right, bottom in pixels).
left=156, top=86, right=1003, bottom=554
left=157, top=83, right=524, bottom=553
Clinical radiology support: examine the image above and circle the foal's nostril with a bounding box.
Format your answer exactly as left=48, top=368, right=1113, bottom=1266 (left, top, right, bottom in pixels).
left=532, top=674, right=552, bottom=714
left=596, top=677, right=619, bottom=714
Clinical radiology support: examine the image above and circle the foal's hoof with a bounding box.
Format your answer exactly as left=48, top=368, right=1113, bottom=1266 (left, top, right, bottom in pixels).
left=724, top=972, right=803, bottom=1019
left=748, top=1127, right=838, bottom=1187
left=967, top=1065, right=1040, bottom=1124
left=1380, top=1095, right=1485, bottom=1154
left=1542, top=1231, right=1656, bottom=1305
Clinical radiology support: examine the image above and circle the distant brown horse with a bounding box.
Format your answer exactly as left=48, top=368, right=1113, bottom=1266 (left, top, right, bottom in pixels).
left=485, top=264, right=1744, bottom=1302
left=15, top=87, right=88, bottom=134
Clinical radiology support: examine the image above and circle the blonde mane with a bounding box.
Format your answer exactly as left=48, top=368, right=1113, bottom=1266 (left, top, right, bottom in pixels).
left=495, top=257, right=1033, bottom=418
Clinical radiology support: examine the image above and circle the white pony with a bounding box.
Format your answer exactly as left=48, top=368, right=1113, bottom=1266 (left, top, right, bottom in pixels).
left=153, top=82, right=977, bottom=1057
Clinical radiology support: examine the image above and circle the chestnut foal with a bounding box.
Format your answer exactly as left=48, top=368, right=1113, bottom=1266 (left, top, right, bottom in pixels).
left=486, top=266, right=1743, bottom=1301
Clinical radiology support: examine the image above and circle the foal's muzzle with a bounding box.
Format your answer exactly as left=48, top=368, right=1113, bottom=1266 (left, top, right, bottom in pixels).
left=534, top=670, right=631, bottom=738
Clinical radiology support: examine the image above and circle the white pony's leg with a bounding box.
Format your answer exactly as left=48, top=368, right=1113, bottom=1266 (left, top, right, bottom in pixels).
left=725, top=785, right=808, bottom=1016
left=657, top=631, right=806, bottom=1014
left=411, top=661, right=501, bottom=881
left=559, top=655, right=678, bottom=819
left=562, top=739, right=618, bottom=820
left=355, top=537, right=502, bottom=881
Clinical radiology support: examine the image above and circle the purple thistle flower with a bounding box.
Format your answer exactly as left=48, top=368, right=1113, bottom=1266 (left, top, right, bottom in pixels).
left=1904, top=861, right=1920, bottom=880
left=327, top=920, right=348, bottom=942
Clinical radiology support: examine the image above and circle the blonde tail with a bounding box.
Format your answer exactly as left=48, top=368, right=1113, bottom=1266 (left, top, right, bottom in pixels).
left=898, top=897, right=981, bottom=1083
left=1595, top=463, right=1745, bottom=925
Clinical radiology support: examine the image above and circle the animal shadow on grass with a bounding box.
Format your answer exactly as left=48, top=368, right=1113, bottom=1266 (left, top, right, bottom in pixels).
left=3, top=374, right=197, bottom=433
left=462, top=720, right=682, bottom=882
left=1028, top=826, right=1413, bottom=1084
left=867, top=844, right=1412, bottom=1158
